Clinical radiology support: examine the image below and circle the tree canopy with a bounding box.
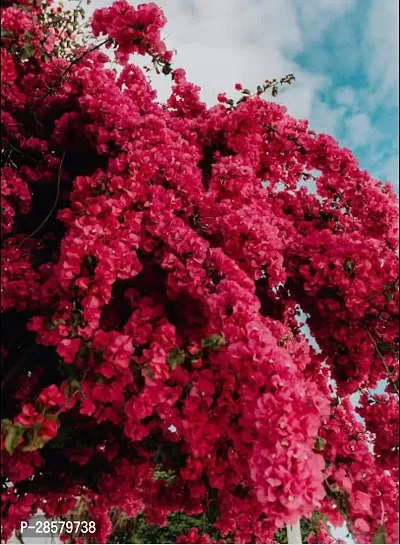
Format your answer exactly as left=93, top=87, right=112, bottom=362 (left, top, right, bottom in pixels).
left=1, top=1, right=398, bottom=543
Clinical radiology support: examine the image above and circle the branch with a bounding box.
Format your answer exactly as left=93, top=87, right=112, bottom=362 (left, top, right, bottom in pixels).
left=19, top=151, right=66, bottom=248
left=33, top=38, right=111, bottom=110
left=15, top=530, right=25, bottom=544
left=324, top=479, right=355, bottom=541
left=364, top=326, right=399, bottom=396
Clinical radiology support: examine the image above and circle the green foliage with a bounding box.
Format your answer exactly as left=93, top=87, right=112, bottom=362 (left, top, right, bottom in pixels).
left=152, top=464, right=176, bottom=486
left=37, top=0, right=92, bottom=60
left=2, top=419, right=24, bottom=454
left=22, top=424, right=51, bottom=451
left=2, top=0, right=92, bottom=63
left=108, top=509, right=331, bottom=544
left=167, top=334, right=226, bottom=370
left=300, top=512, right=329, bottom=541
left=376, top=340, right=392, bottom=355
left=343, top=258, right=355, bottom=279
left=167, top=347, right=186, bottom=369
left=20, top=42, right=35, bottom=61
left=273, top=511, right=330, bottom=544
left=372, top=524, right=387, bottom=544
left=108, top=512, right=223, bottom=544
left=325, top=483, right=350, bottom=519
left=234, top=74, right=295, bottom=107
left=201, top=334, right=226, bottom=351
left=274, top=527, right=288, bottom=544
left=314, top=437, right=327, bottom=451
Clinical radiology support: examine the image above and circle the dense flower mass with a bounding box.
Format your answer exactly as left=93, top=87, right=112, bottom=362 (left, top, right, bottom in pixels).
left=1, top=0, right=399, bottom=543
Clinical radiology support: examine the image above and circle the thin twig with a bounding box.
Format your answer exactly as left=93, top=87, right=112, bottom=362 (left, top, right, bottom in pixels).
left=33, top=38, right=110, bottom=110
left=15, top=530, right=25, bottom=544
left=364, top=326, right=399, bottom=396
left=55, top=0, right=85, bottom=42
left=8, top=143, right=42, bottom=165
left=324, top=478, right=355, bottom=541
left=19, top=151, right=66, bottom=248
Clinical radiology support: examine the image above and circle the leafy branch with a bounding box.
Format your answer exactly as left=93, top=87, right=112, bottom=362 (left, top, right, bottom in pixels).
left=364, top=327, right=399, bottom=396
left=223, top=74, right=295, bottom=108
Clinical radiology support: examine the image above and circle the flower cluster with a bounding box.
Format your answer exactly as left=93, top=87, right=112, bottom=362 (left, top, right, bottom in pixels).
left=357, top=390, right=399, bottom=476
left=92, top=0, right=173, bottom=65
left=1, top=0, right=398, bottom=544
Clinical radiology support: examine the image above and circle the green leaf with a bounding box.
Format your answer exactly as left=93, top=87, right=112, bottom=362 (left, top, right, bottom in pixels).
left=22, top=433, right=50, bottom=451
left=162, top=63, right=172, bottom=75
left=1, top=418, right=13, bottom=432
left=65, top=379, right=81, bottom=396
left=1, top=28, right=14, bottom=39
left=327, top=486, right=350, bottom=518
left=377, top=341, right=392, bottom=355
left=109, top=511, right=223, bottom=545
left=201, top=334, right=226, bottom=351
left=4, top=424, right=25, bottom=454
left=142, top=365, right=154, bottom=378
left=206, top=500, right=220, bottom=524
left=83, top=254, right=97, bottom=277
left=21, top=43, right=35, bottom=61
left=242, top=88, right=251, bottom=95
left=167, top=348, right=186, bottom=370
left=383, top=290, right=393, bottom=302
left=372, top=524, right=387, bottom=544
left=152, top=463, right=176, bottom=485
left=314, top=437, right=326, bottom=450
left=343, top=258, right=355, bottom=278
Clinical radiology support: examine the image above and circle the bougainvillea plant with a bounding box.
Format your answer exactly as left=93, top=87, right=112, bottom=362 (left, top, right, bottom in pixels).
left=1, top=0, right=399, bottom=543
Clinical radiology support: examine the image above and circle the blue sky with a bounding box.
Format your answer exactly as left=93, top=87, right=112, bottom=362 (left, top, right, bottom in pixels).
left=293, top=0, right=399, bottom=191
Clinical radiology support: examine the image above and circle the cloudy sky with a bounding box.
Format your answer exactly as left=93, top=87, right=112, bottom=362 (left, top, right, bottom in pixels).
left=69, top=0, right=399, bottom=191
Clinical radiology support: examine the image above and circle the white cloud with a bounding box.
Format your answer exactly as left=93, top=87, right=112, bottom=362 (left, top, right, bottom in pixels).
left=142, top=0, right=318, bottom=116
left=64, top=0, right=397, bottom=194
left=67, top=0, right=356, bottom=125
left=344, top=112, right=374, bottom=148
left=364, top=0, right=399, bottom=107
left=336, top=86, right=357, bottom=107
left=310, top=100, right=346, bottom=138
left=294, top=0, right=356, bottom=41
left=380, top=154, right=399, bottom=188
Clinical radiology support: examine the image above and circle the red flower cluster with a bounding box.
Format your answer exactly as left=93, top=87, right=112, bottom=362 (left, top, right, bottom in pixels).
left=357, top=390, right=399, bottom=476
left=320, top=398, right=398, bottom=543
left=1, top=0, right=398, bottom=543
left=92, top=0, right=173, bottom=65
